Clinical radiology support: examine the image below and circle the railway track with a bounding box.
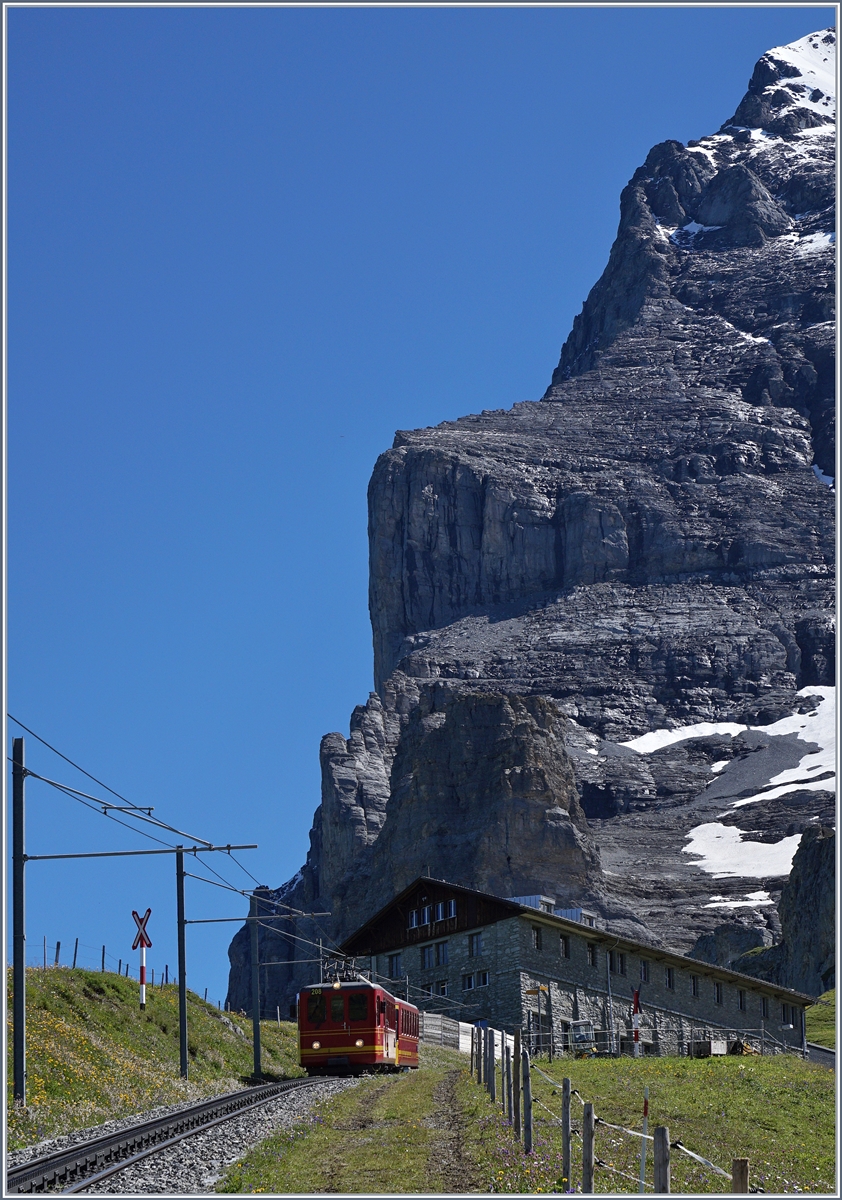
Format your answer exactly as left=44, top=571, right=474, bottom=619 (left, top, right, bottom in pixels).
left=7, top=1077, right=325, bottom=1194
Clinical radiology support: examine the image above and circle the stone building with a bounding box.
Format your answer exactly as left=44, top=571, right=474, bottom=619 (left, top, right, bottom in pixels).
left=340, top=877, right=811, bottom=1056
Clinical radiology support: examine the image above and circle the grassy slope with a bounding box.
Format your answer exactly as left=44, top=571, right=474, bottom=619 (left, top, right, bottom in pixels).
left=805, top=988, right=836, bottom=1049
left=218, top=1049, right=835, bottom=1195
left=6, top=967, right=304, bottom=1150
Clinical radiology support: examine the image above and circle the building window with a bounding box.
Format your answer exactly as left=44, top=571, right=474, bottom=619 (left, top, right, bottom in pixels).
left=407, top=910, right=418, bottom=929
left=691, top=974, right=699, bottom=997
left=388, top=953, right=402, bottom=979
left=447, top=899, right=457, bottom=918
left=436, top=980, right=448, bottom=996
left=739, top=989, right=747, bottom=1012
left=587, top=942, right=597, bottom=967
left=421, top=945, right=434, bottom=970
left=421, top=905, right=432, bottom=925
left=640, top=960, right=649, bottom=983
left=560, top=934, right=571, bottom=959
left=462, top=974, right=475, bottom=991
left=476, top=970, right=489, bottom=987
left=434, top=901, right=445, bottom=922
left=609, top=950, right=626, bottom=976
left=421, top=982, right=434, bottom=997
left=762, top=996, right=770, bottom=1019
left=782, top=1003, right=791, bottom=1024
left=665, top=967, right=675, bottom=990
left=469, top=932, right=484, bottom=957
left=435, top=941, right=449, bottom=966
left=714, top=982, right=723, bottom=1005
left=532, top=926, right=543, bottom=951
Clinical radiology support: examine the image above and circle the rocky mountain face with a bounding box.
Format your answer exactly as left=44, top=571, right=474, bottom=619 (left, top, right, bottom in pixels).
left=698, top=826, right=836, bottom=997
left=228, top=30, right=835, bottom=1012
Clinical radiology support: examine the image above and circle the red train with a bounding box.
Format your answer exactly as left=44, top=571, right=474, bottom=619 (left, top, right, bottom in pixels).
left=298, top=980, right=420, bottom=1074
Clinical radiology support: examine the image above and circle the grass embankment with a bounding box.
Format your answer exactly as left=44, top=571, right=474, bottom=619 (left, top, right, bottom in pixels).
left=805, top=988, right=835, bottom=1049
left=6, top=967, right=304, bottom=1150
left=218, top=1049, right=834, bottom=1195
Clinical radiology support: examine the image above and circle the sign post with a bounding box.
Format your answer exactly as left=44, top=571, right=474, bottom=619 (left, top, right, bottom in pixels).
left=132, top=908, right=152, bottom=1009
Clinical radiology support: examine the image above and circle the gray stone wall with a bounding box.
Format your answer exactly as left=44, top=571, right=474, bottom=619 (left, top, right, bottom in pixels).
left=375, top=914, right=804, bottom=1055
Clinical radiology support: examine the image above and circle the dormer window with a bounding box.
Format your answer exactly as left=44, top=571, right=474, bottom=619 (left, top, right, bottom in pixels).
left=408, top=910, right=418, bottom=929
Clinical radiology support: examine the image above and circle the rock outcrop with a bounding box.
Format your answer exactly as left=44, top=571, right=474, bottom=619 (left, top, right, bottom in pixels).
left=228, top=30, right=835, bottom=1015
left=695, top=826, right=836, bottom=997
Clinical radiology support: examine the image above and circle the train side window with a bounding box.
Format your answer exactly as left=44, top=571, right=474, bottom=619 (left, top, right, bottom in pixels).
left=307, top=993, right=326, bottom=1025
left=348, top=993, right=368, bottom=1022
left=330, top=994, right=344, bottom=1022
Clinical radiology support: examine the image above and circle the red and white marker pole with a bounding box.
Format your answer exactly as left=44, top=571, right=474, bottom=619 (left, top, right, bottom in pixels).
left=132, top=908, right=152, bottom=1011
left=632, top=987, right=641, bottom=1058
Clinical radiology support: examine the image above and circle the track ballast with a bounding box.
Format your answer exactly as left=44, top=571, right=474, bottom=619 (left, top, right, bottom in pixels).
left=7, top=1078, right=325, bottom=1194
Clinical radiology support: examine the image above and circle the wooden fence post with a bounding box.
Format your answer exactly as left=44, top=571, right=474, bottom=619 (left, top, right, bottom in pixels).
left=732, top=1159, right=749, bottom=1193
left=654, top=1126, right=670, bottom=1194
left=562, top=1077, right=571, bottom=1189
left=582, top=1102, right=595, bottom=1193
left=513, top=1028, right=522, bottom=1140
left=522, top=1046, right=533, bottom=1154
left=489, top=1030, right=497, bottom=1102
left=477, top=1028, right=483, bottom=1085
left=505, top=1043, right=513, bottom=1121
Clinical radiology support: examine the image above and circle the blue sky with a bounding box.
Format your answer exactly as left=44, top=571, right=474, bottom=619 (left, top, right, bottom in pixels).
left=7, top=5, right=834, bottom=1008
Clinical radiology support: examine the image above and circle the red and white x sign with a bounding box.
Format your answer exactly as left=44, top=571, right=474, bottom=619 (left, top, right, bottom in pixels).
left=132, top=908, right=152, bottom=950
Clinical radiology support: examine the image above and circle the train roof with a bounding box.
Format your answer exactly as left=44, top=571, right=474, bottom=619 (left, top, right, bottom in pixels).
left=299, top=979, right=416, bottom=1003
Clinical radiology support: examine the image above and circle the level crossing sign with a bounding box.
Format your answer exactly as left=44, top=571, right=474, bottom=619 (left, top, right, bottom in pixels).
left=132, top=908, right=152, bottom=950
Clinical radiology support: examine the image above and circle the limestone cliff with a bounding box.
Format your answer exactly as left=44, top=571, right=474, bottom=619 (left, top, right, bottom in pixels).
left=227, top=30, right=835, bottom=1013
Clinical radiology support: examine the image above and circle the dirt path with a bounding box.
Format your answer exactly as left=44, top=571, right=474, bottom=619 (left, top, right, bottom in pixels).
left=319, top=1080, right=393, bottom=1192
left=424, top=1069, right=482, bottom=1193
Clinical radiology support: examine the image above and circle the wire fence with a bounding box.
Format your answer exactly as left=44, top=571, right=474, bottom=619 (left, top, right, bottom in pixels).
left=469, top=1031, right=758, bottom=1193
left=17, top=939, right=228, bottom=1011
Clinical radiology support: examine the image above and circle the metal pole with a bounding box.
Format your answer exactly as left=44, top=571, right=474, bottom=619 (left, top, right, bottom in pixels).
left=250, top=892, right=262, bottom=1080
left=13, top=737, right=26, bottom=1104
left=140, top=944, right=146, bottom=1009
left=639, top=1085, right=649, bottom=1192
left=102, top=945, right=106, bottom=972
left=72, top=938, right=78, bottom=969
left=176, top=847, right=188, bottom=1079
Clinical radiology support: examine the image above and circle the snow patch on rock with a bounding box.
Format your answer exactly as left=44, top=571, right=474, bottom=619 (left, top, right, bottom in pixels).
left=682, top=823, right=802, bottom=878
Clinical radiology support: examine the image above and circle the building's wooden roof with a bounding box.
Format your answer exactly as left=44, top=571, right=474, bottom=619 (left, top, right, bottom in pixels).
left=339, top=875, right=815, bottom=1005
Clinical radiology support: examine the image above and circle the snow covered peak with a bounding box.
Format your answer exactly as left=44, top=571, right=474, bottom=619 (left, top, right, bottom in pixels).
left=766, top=27, right=836, bottom=115
left=725, top=27, right=836, bottom=135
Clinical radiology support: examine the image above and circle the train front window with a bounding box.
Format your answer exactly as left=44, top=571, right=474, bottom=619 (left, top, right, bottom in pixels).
left=330, top=994, right=345, bottom=1022
left=307, top=993, right=326, bottom=1025
left=348, top=992, right=368, bottom=1022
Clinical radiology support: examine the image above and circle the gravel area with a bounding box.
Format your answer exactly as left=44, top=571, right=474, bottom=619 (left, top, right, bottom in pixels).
left=7, top=1089, right=241, bottom=1170
left=82, top=1077, right=360, bottom=1194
